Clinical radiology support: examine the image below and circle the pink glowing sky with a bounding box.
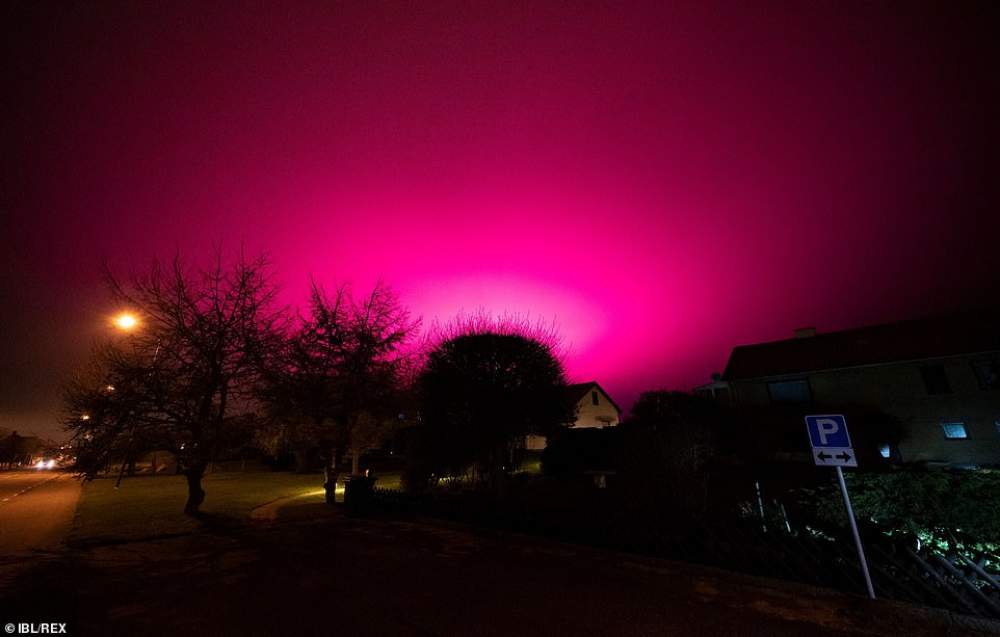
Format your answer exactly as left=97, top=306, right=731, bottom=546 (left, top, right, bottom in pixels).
left=3, top=2, right=998, bottom=439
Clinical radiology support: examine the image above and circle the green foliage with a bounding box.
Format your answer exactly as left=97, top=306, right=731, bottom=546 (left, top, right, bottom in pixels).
left=542, top=428, right=621, bottom=477
left=802, top=468, right=1000, bottom=550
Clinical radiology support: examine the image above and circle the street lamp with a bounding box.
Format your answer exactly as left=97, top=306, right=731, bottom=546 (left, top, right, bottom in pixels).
left=113, top=312, right=138, bottom=331
left=108, top=309, right=158, bottom=489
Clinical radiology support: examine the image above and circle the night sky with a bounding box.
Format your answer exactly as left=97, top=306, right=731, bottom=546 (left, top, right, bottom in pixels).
left=3, top=1, right=998, bottom=440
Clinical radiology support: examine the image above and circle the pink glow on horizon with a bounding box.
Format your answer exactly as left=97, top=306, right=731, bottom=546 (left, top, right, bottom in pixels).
left=4, top=1, right=996, bottom=436
left=266, top=187, right=721, bottom=396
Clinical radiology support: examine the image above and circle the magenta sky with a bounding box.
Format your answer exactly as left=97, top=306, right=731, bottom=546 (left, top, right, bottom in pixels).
left=3, top=2, right=998, bottom=439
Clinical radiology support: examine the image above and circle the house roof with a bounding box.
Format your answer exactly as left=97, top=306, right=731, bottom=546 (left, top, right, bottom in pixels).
left=566, top=381, right=622, bottom=414
left=723, top=311, right=1000, bottom=381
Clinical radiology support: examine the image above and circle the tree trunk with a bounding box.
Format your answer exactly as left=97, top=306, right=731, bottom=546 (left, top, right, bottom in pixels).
left=325, top=447, right=341, bottom=505
left=184, top=464, right=207, bottom=515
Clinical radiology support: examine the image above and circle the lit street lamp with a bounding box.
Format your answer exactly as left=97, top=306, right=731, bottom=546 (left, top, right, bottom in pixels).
left=113, top=312, right=138, bottom=331
left=108, top=309, right=158, bottom=489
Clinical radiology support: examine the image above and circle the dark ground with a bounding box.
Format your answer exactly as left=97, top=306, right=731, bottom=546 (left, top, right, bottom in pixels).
left=1, top=501, right=995, bottom=637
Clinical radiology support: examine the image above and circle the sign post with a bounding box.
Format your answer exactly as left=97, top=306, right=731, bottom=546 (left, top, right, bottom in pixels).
left=805, top=414, right=875, bottom=600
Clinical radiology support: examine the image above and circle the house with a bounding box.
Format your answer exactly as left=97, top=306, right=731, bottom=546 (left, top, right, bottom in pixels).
left=720, top=312, right=1000, bottom=468
left=525, top=381, right=622, bottom=450
left=693, top=374, right=733, bottom=405
left=564, top=381, right=622, bottom=429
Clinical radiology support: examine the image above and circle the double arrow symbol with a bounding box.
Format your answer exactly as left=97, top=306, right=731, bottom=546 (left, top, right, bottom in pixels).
left=816, top=450, right=852, bottom=462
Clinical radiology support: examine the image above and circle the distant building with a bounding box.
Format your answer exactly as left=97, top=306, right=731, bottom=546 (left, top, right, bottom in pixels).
left=720, top=312, right=1000, bottom=467
left=693, top=374, right=733, bottom=405
left=526, top=381, right=622, bottom=450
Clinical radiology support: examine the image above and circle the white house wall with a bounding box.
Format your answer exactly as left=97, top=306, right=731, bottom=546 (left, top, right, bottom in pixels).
left=571, top=391, right=620, bottom=428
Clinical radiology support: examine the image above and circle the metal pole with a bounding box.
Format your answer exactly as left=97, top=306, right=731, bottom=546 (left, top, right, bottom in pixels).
left=836, top=466, right=875, bottom=599
left=754, top=480, right=767, bottom=533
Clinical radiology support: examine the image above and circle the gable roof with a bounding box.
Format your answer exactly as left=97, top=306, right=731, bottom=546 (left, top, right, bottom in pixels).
left=566, top=381, right=622, bottom=414
left=723, top=311, right=1000, bottom=381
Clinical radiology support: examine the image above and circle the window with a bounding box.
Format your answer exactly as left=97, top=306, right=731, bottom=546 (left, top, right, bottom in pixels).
left=971, top=359, right=999, bottom=390
left=941, top=422, right=968, bottom=439
left=920, top=365, right=951, bottom=395
left=878, top=444, right=892, bottom=459
left=591, top=391, right=599, bottom=406
left=767, top=379, right=811, bottom=403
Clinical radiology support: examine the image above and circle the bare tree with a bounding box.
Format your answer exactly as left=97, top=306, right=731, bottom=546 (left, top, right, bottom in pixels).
left=258, top=280, right=419, bottom=479
left=338, top=282, right=420, bottom=475
left=68, top=249, right=286, bottom=514
left=257, top=282, right=350, bottom=472
left=64, top=343, right=157, bottom=479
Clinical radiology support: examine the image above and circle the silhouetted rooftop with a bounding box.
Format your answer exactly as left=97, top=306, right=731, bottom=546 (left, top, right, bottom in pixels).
left=723, top=311, right=1000, bottom=380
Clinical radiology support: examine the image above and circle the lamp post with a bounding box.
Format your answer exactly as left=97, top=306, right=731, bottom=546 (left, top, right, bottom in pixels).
left=111, top=311, right=143, bottom=488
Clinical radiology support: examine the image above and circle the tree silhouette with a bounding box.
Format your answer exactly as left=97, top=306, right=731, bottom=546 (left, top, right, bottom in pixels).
left=257, top=283, right=350, bottom=472
left=67, top=250, right=286, bottom=514
left=258, top=281, right=418, bottom=476
left=417, top=316, right=575, bottom=493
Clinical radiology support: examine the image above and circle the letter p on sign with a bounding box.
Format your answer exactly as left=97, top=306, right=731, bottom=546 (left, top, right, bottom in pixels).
left=816, top=418, right=840, bottom=444
left=806, top=414, right=851, bottom=448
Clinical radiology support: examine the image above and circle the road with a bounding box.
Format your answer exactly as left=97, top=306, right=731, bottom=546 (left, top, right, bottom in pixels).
left=0, top=471, right=81, bottom=556
left=0, top=501, right=988, bottom=637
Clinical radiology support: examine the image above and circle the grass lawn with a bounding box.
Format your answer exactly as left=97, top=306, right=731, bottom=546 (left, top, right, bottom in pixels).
left=518, top=451, right=543, bottom=474
left=72, top=471, right=325, bottom=543
left=373, top=471, right=402, bottom=491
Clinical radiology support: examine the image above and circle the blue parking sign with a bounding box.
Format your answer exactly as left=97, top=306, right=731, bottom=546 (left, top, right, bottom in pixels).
left=805, top=414, right=851, bottom=448
left=803, top=413, right=872, bottom=598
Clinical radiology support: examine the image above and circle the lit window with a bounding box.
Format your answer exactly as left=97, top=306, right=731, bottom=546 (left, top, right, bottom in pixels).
left=879, top=444, right=891, bottom=458
left=920, top=365, right=951, bottom=395
left=767, top=379, right=811, bottom=403
left=941, top=422, right=968, bottom=439
left=592, top=391, right=599, bottom=406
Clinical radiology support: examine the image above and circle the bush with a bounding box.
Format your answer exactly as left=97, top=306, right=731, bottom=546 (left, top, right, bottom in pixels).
left=799, top=468, right=1000, bottom=550
left=541, top=428, right=621, bottom=477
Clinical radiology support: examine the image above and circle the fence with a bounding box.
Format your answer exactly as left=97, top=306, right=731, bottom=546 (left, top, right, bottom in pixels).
left=682, top=517, right=1000, bottom=622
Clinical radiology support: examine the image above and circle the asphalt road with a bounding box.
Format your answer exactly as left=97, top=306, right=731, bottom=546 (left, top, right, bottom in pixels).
left=0, top=471, right=81, bottom=556
left=0, top=502, right=988, bottom=637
